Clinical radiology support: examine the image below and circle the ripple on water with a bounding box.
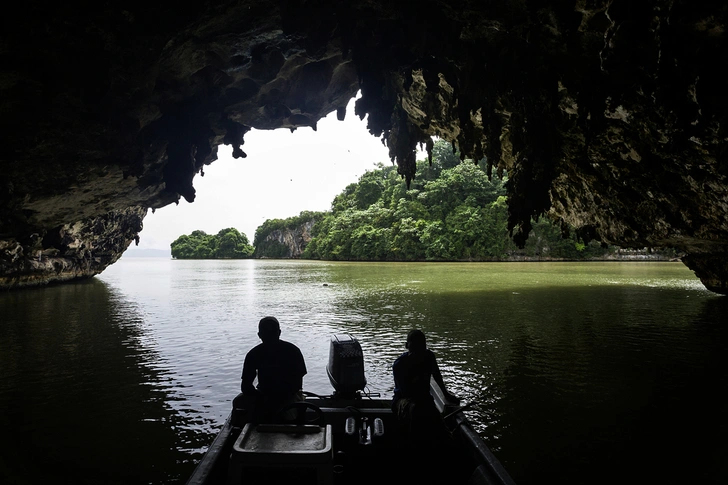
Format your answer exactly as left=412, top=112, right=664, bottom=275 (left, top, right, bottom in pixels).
left=2, top=259, right=721, bottom=485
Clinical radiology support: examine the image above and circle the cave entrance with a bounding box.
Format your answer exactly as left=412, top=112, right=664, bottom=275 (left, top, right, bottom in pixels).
left=135, top=96, right=393, bottom=255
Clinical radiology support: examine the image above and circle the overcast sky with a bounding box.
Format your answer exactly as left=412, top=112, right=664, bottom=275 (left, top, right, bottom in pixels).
left=136, top=95, right=414, bottom=251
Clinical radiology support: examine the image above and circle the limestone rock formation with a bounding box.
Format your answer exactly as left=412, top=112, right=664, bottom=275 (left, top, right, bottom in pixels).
left=2, top=1, right=727, bottom=293
left=0, top=207, right=145, bottom=288
left=254, top=220, right=315, bottom=259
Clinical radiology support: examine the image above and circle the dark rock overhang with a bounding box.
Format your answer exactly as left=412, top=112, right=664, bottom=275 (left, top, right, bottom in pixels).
left=1, top=1, right=727, bottom=293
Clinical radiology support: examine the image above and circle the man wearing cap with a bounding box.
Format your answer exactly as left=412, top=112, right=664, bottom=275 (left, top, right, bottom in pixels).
left=237, top=316, right=307, bottom=423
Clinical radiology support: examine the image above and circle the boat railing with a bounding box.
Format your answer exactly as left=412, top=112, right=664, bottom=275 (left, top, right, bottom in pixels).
left=430, top=377, right=517, bottom=485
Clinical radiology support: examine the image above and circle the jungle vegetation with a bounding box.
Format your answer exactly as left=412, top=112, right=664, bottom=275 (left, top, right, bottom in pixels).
left=300, top=140, right=627, bottom=261
left=174, top=141, right=679, bottom=261
left=170, top=228, right=254, bottom=259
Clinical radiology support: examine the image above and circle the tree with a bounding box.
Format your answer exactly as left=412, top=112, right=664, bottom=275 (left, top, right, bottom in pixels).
left=353, top=171, right=384, bottom=209
left=430, top=139, right=461, bottom=170
left=216, top=228, right=254, bottom=258
left=390, top=217, right=426, bottom=260
left=170, top=228, right=253, bottom=259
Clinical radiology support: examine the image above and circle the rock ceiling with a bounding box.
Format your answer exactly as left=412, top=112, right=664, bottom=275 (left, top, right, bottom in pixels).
left=1, top=1, right=727, bottom=294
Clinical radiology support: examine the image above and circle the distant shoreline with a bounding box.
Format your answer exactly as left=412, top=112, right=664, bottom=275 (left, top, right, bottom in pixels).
left=124, top=247, right=679, bottom=262
left=162, top=256, right=681, bottom=262
left=122, top=248, right=172, bottom=258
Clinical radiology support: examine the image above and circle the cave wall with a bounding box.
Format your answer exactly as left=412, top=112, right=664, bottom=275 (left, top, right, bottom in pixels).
left=1, top=1, right=728, bottom=293
left=0, top=207, right=145, bottom=288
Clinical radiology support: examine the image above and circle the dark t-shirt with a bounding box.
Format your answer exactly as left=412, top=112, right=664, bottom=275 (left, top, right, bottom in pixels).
left=392, top=349, right=439, bottom=402
left=242, top=339, right=307, bottom=399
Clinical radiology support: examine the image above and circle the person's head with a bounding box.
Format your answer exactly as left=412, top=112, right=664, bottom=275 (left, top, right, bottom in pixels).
left=405, top=329, right=426, bottom=353
left=258, top=316, right=281, bottom=343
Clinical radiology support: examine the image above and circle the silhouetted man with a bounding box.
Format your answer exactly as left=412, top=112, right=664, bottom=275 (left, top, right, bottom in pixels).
left=392, top=329, right=460, bottom=443
left=236, top=316, right=307, bottom=423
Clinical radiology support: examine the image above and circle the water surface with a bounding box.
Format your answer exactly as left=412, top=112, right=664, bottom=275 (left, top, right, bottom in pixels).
left=1, top=260, right=725, bottom=484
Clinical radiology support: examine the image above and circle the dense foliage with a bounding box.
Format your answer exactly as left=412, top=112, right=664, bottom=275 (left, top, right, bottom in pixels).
left=173, top=141, right=679, bottom=262
left=302, top=140, right=619, bottom=261
left=170, top=228, right=254, bottom=259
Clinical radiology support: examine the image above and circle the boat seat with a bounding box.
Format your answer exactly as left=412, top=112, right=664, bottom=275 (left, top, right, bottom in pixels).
left=227, top=423, right=334, bottom=485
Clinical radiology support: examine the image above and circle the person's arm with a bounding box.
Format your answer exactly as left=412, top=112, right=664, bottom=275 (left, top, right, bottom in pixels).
left=392, top=357, right=402, bottom=392
left=391, top=355, right=408, bottom=406
left=293, top=346, right=307, bottom=390
left=241, top=352, right=257, bottom=395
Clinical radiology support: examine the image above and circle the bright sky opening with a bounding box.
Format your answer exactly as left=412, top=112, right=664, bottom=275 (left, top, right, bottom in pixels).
left=137, top=95, right=415, bottom=251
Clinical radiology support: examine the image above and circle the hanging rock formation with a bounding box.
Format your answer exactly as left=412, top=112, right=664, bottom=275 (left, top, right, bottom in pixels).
left=1, top=1, right=727, bottom=293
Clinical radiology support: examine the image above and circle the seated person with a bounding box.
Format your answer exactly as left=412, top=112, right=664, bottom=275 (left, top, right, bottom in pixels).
left=233, top=316, right=307, bottom=424
left=391, top=329, right=460, bottom=446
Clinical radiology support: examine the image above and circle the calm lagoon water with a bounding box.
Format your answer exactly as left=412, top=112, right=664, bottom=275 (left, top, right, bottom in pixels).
left=1, top=259, right=726, bottom=484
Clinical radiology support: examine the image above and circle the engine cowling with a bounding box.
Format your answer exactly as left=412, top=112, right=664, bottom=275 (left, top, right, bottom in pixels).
left=326, top=334, right=367, bottom=398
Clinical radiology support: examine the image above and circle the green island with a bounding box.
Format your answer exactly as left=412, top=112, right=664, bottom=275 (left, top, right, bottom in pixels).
left=170, top=228, right=254, bottom=260
left=172, top=141, right=679, bottom=261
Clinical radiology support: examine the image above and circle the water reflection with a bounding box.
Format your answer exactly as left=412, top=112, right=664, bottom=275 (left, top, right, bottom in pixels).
left=490, top=288, right=728, bottom=485
left=310, top=264, right=725, bottom=485
left=0, top=278, right=200, bottom=484
left=3, top=259, right=724, bottom=485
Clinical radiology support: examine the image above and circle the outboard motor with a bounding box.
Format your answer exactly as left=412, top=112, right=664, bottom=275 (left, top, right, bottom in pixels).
left=326, top=334, right=367, bottom=398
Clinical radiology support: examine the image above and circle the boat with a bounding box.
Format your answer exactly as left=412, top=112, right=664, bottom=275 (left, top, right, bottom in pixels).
left=187, top=334, right=517, bottom=485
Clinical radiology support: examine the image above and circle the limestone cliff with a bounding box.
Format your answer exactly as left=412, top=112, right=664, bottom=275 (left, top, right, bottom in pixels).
left=254, top=221, right=315, bottom=259
left=2, top=1, right=728, bottom=293
left=0, top=207, right=145, bottom=289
